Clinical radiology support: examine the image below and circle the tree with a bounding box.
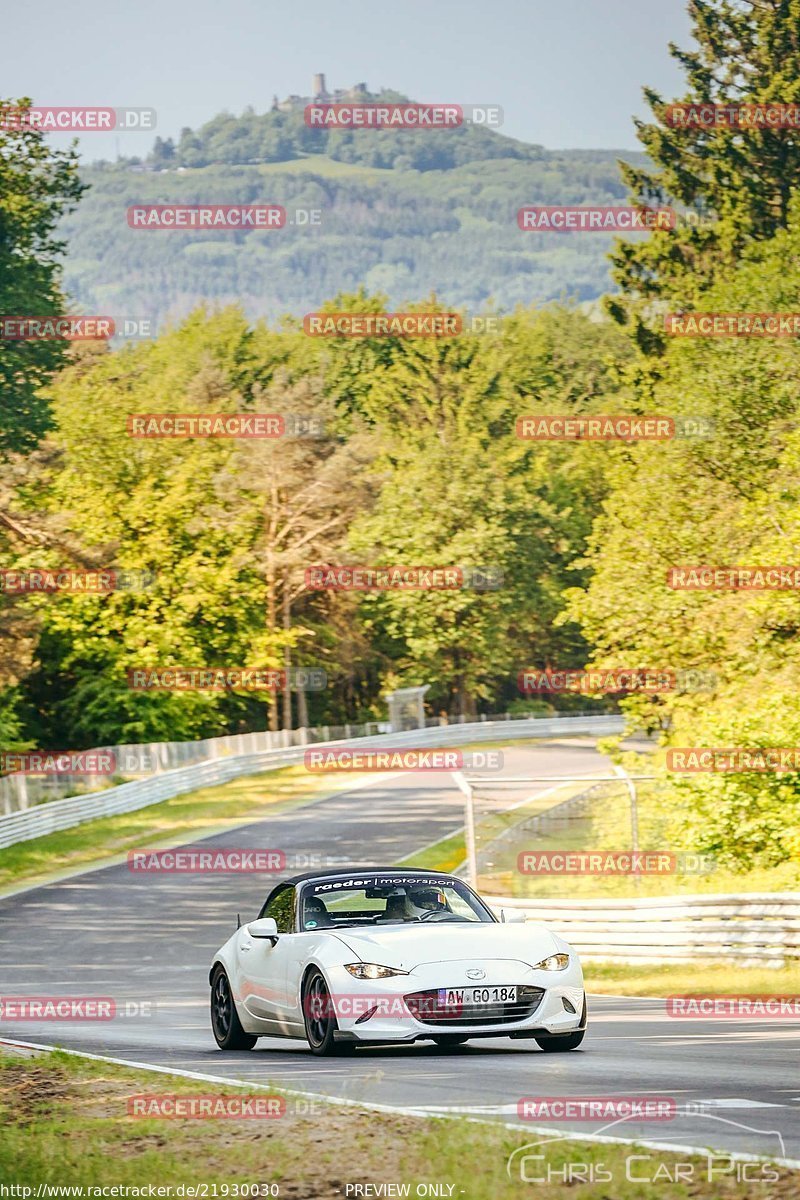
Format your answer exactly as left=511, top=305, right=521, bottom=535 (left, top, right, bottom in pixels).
left=608, top=0, right=800, bottom=339
left=20, top=312, right=287, bottom=745
left=567, top=207, right=800, bottom=866
left=0, top=99, right=86, bottom=744
left=0, top=97, right=87, bottom=458
left=150, top=136, right=175, bottom=168
left=346, top=304, right=629, bottom=716
left=210, top=373, right=375, bottom=731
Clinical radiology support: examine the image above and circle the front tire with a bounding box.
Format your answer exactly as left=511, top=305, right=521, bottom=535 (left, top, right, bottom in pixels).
left=302, top=970, right=355, bottom=1057
left=534, top=998, right=587, bottom=1052
left=211, top=966, right=257, bottom=1050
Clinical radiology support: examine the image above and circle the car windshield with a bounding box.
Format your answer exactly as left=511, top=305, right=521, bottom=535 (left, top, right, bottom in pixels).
left=299, top=874, right=494, bottom=930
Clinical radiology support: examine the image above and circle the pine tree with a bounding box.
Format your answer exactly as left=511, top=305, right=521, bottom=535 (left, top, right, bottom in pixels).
left=609, top=0, right=800, bottom=342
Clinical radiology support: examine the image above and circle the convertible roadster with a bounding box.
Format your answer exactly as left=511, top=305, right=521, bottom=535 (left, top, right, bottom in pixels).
left=210, top=867, right=586, bottom=1055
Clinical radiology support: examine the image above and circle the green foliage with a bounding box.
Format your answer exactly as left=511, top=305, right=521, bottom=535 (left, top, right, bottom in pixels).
left=19, top=312, right=287, bottom=743
left=2, top=300, right=630, bottom=745
left=566, top=202, right=800, bottom=867
left=9, top=23, right=800, bottom=883
left=610, top=0, right=800, bottom=332
left=60, top=149, right=646, bottom=326
left=0, top=97, right=86, bottom=456
left=163, top=90, right=544, bottom=172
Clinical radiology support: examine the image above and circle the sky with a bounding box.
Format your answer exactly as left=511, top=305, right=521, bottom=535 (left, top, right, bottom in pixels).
left=3, top=0, right=693, bottom=161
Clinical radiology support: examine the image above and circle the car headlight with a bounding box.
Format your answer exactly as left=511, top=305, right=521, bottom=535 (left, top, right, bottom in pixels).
left=532, top=953, right=570, bottom=971
left=344, top=963, right=408, bottom=979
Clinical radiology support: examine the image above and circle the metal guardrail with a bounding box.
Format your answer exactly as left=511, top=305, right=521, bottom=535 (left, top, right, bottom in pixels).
left=0, top=722, right=388, bottom=815
left=0, top=715, right=624, bottom=849
left=489, top=892, right=800, bottom=966
left=0, top=709, right=618, bottom=814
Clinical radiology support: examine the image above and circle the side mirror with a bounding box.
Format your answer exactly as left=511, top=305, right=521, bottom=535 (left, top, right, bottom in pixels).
left=248, top=917, right=279, bottom=944
left=499, top=908, right=526, bottom=924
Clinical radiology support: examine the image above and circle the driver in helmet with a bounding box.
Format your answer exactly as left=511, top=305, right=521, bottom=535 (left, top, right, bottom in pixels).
left=406, top=886, right=448, bottom=918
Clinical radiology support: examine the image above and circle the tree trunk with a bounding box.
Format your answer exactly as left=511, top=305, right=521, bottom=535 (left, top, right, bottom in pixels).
left=297, top=683, right=309, bottom=729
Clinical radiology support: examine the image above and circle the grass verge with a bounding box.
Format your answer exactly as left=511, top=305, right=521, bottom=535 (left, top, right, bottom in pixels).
left=0, top=733, right=594, bottom=895
left=463, top=777, right=800, bottom=897
left=583, top=958, right=800, bottom=996
left=0, top=766, right=379, bottom=894
left=0, top=1049, right=795, bottom=1198
left=398, top=786, right=800, bottom=997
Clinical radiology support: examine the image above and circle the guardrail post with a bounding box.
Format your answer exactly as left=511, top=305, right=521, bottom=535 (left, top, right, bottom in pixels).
left=613, top=762, right=640, bottom=891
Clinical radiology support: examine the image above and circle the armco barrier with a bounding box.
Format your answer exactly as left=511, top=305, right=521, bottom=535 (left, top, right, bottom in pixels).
left=489, top=893, right=800, bottom=967
left=0, top=715, right=623, bottom=849
left=0, top=722, right=386, bottom=814
left=0, top=710, right=617, bottom=814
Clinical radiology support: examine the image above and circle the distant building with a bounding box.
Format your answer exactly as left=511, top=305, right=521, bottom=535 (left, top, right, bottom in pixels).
left=275, top=77, right=371, bottom=113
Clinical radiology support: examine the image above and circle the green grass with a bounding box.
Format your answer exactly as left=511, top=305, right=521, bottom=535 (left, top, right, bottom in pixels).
left=472, top=780, right=800, bottom=898
left=397, top=779, right=591, bottom=874
left=0, top=733, right=598, bottom=895
left=397, top=829, right=467, bottom=872
left=584, top=958, right=800, bottom=996
left=0, top=764, right=375, bottom=894
left=0, top=1049, right=793, bottom=1197
left=5, top=737, right=798, bottom=1000
left=397, top=775, right=800, bottom=997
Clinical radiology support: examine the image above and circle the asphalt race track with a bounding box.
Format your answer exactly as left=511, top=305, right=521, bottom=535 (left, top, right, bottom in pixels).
left=1, top=739, right=798, bottom=1164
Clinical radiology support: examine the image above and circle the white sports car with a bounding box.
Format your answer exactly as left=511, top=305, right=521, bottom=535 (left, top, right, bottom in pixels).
left=209, top=868, right=586, bottom=1056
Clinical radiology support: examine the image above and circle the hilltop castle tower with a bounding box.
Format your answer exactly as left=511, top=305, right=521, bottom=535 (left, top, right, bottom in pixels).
left=274, top=78, right=370, bottom=113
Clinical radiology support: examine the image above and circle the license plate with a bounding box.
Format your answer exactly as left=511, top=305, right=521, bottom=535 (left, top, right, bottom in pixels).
left=437, top=986, right=518, bottom=1007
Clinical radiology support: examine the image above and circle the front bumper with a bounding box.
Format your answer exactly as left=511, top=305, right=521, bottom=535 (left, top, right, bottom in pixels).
left=326, top=958, right=585, bottom=1043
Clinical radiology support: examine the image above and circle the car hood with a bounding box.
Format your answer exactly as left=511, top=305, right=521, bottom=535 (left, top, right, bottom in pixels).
left=333, top=922, right=560, bottom=971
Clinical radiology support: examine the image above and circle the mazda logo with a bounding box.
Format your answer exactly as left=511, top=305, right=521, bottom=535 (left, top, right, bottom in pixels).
left=466, top=969, right=486, bottom=980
